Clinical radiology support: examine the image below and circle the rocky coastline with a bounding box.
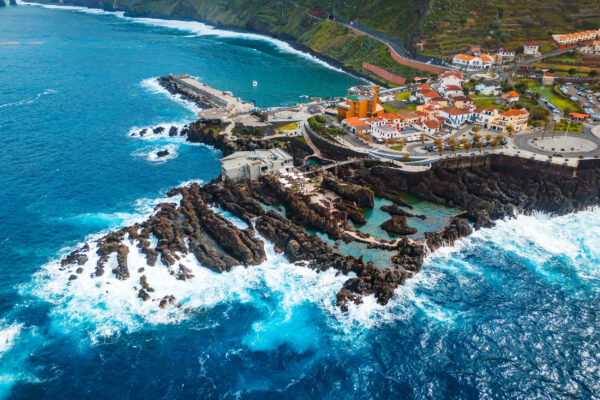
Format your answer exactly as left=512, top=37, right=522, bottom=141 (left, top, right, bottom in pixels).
left=69, top=71, right=600, bottom=311
left=59, top=137, right=600, bottom=311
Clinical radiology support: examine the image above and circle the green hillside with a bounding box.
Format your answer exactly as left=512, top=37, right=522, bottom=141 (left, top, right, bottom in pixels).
left=421, top=0, right=600, bottom=55
left=36, top=0, right=600, bottom=80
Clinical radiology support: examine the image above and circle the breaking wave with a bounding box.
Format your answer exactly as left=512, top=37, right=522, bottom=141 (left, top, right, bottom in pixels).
left=0, top=89, right=56, bottom=109
left=0, top=321, right=22, bottom=357
left=17, top=1, right=345, bottom=73
left=132, top=144, right=179, bottom=164
left=140, top=77, right=201, bottom=114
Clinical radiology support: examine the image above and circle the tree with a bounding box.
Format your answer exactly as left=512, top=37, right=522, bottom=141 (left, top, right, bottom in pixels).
left=465, top=143, right=473, bottom=153
left=473, top=133, right=482, bottom=142
left=485, top=134, right=493, bottom=142
left=491, top=139, right=499, bottom=150
left=402, top=153, right=410, bottom=161
left=506, top=125, right=515, bottom=136
left=420, top=133, right=427, bottom=143
left=472, top=126, right=481, bottom=133
left=497, top=134, right=506, bottom=142
left=449, top=142, right=457, bottom=153
left=568, top=68, right=577, bottom=76
left=590, top=70, right=598, bottom=78
left=476, top=141, right=484, bottom=152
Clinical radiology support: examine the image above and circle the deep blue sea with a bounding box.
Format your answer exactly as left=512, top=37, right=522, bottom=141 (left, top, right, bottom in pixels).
left=2, top=3, right=600, bottom=399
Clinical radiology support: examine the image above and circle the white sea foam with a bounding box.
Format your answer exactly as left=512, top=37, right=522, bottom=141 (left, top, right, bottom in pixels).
left=17, top=1, right=346, bottom=74
left=0, top=89, right=56, bottom=109
left=0, top=321, right=23, bottom=357
left=140, top=77, right=201, bottom=114
left=132, top=144, right=179, bottom=164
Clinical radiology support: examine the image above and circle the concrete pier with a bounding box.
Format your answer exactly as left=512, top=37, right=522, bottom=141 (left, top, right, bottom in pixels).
left=160, top=74, right=254, bottom=118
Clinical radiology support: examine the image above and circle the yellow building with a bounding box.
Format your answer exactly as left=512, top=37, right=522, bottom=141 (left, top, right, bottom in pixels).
left=337, top=85, right=384, bottom=119
left=489, top=108, right=529, bottom=133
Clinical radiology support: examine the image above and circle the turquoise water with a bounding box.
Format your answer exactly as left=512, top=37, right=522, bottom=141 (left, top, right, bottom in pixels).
left=2, top=3, right=600, bottom=399
left=353, top=196, right=460, bottom=240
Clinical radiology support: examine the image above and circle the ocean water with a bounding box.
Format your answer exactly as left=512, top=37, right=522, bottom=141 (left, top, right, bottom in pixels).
left=1, top=4, right=600, bottom=399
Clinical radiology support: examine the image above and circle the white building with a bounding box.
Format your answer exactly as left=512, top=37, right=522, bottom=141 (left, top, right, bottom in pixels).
left=497, top=48, right=515, bottom=62
left=452, top=54, right=494, bottom=71
left=221, top=148, right=293, bottom=182
left=439, top=108, right=475, bottom=129
left=439, top=71, right=464, bottom=88
left=440, top=85, right=463, bottom=97
left=475, top=83, right=502, bottom=96
left=523, top=42, right=540, bottom=56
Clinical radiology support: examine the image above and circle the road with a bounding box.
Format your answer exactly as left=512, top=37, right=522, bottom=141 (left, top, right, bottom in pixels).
left=512, top=125, right=600, bottom=157
left=520, top=45, right=586, bottom=64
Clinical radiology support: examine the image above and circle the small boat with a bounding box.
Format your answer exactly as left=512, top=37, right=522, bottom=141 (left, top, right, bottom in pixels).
left=252, top=80, right=258, bottom=87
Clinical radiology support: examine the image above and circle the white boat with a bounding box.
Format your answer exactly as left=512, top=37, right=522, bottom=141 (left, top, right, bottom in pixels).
left=252, top=80, right=258, bottom=87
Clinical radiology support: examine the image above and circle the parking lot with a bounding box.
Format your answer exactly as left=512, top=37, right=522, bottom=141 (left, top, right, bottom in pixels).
left=561, top=83, right=600, bottom=121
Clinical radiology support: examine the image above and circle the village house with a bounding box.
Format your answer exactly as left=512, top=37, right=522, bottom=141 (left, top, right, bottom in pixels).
left=523, top=42, right=540, bottom=56
left=475, top=83, right=502, bottom=96
left=452, top=95, right=474, bottom=109
left=342, top=117, right=372, bottom=134
left=497, top=48, right=515, bottom=62
left=489, top=108, right=529, bottom=133
left=421, top=120, right=441, bottom=135
left=337, top=85, right=384, bottom=119
left=468, top=44, right=482, bottom=56
left=542, top=72, right=555, bottom=86
left=440, top=85, right=463, bottom=97
left=438, top=108, right=474, bottom=129
left=416, top=89, right=442, bottom=104
left=439, top=71, right=464, bottom=88
left=380, top=113, right=406, bottom=126
left=476, top=108, right=499, bottom=129
left=502, top=90, right=520, bottom=104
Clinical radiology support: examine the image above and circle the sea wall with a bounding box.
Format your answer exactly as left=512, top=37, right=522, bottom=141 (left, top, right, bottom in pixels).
left=431, top=154, right=578, bottom=178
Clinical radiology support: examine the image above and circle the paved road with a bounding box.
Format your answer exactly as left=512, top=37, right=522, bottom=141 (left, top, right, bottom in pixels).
left=520, top=45, right=585, bottom=64
left=512, top=125, right=600, bottom=157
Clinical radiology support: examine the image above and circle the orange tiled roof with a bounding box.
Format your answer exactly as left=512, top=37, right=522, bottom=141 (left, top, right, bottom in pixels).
left=440, top=71, right=464, bottom=80
left=424, top=120, right=440, bottom=129
left=480, top=54, right=492, bottom=62
left=501, top=109, right=528, bottom=117
left=570, top=112, right=590, bottom=118
left=382, top=113, right=402, bottom=120
left=508, top=91, right=519, bottom=97
left=443, top=108, right=471, bottom=116
left=422, top=91, right=440, bottom=98
left=445, top=85, right=463, bottom=91
left=344, top=117, right=364, bottom=127
left=455, top=54, right=475, bottom=61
